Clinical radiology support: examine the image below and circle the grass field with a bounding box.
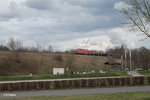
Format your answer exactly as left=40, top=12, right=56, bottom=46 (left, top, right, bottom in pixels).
left=0, top=71, right=128, bottom=81
left=139, top=70, right=150, bottom=76
left=1, top=92, right=150, bottom=100
left=0, top=51, right=107, bottom=76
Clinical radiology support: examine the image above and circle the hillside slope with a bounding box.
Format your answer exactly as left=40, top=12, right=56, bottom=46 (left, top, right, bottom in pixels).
left=0, top=51, right=107, bottom=76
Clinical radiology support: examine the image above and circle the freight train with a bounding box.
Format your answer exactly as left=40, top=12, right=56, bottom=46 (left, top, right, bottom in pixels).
left=73, top=49, right=107, bottom=56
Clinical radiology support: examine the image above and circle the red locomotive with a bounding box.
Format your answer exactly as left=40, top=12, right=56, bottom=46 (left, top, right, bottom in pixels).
left=73, top=49, right=108, bottom=56
left=74, top=49, right=92, bottom=55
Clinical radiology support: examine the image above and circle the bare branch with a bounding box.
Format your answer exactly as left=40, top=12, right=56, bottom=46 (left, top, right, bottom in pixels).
left=118, top=0, right=150, bottom=38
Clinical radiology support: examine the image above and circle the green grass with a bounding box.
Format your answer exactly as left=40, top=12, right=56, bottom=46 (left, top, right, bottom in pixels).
left=1, top=92, right=150, bottom=100
left=0, top=71, right=128, bottom=81
left=139, top=70, right=150, bottom=76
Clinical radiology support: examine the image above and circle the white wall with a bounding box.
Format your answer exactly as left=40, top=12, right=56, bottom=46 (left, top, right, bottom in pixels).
left=53, top=68, right=64, bottom=75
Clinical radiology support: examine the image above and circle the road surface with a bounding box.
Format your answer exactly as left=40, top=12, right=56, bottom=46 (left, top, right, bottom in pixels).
left=0, top=86, right=150, bottom=98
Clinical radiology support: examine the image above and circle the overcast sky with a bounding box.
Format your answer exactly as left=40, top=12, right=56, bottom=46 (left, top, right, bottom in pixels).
left=0, top=0, right=149, bottom=51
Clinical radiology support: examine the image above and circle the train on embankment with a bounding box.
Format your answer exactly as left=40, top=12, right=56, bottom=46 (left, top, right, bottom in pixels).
left=73, top=49, right=108, bottom=56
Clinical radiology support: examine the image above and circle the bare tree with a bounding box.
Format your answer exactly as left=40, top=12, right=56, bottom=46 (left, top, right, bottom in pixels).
left=47, top=45, right=53, bottom=52
left=117, top=0, right=150, bottom=38
left=7, top=37, right=16, bottom=51
left=7, top=37, right=23, bottom=51
left=0, top=44, right=9, bottom=51
left=36, top=43, right=42, bottom=52
left=16, top=40, right=23, bottom=51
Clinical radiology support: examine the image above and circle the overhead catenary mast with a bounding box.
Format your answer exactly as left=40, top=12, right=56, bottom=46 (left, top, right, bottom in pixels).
left=125, top=50, right=127, bottom=70
left=129, top=50, right=132, bottom=71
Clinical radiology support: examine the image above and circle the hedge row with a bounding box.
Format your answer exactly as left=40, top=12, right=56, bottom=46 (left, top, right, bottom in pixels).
left=0, top=76, right=150, bottom=91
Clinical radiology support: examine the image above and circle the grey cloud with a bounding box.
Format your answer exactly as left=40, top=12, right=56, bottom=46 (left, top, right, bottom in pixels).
left=64, top=0, right=116, bottom=8
left=0, top=1, right=20, bottom=20
left=24, top=0, right=58, bottom=10
left=0, top=0, right=149, bottom=51
left=23, top=0, right=121, bottom=32
left=64, top=0, right=117, bottom=15
left=25, top=0, right=49, bottom=10
left=24, top=0, right=117, bottom=15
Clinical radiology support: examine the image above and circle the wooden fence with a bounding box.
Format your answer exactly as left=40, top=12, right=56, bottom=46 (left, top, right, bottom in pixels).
left=0, top=76, right=150, bottom=91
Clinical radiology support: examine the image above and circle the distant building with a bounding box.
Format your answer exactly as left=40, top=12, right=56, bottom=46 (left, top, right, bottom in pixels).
left=53, top=68, right=64, bottom=75
left=104, top=56, right=121, bottom=71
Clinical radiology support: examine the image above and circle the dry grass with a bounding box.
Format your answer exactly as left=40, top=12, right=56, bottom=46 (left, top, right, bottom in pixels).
left=0, top=51, right=107, bottom=76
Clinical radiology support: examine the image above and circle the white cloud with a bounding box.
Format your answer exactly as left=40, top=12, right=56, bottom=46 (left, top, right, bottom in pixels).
left=51, top=27, right=150, bottom=51
left=0, top=0, right=149, bottom=51
left=114, top=1, right=132, bottom=11
left=0, top=1, right=20, bottom=20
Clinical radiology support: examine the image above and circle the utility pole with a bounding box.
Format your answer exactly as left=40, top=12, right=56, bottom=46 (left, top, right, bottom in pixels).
left=125, top=50, right=127, bottom=70
left=121, top=55, right=123, bottom=71
left=129, top=50, right=132, bottom=71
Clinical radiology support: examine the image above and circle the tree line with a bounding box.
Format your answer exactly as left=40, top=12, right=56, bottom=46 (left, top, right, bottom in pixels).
left=0, top=37, right=150, bottom=71
left=107, top=45, right=150, bottom=70
left=0, top=37, right=54, bottom=53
